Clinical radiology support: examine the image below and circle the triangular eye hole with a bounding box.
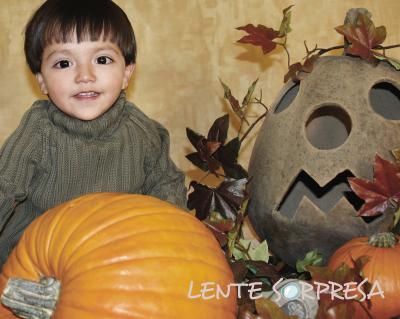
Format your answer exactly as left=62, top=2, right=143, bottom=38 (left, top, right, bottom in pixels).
left=370, top=82, right=400, bottom=120
left=274, top=82, right=300, bottom=114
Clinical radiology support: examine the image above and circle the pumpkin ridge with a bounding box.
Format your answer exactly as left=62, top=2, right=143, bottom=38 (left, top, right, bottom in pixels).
left=49, top=196, right=137, bottom=275
left=0, top=194, right=237, bottom=318
left=55, top=302, right=148, bottom=319
left=66, top=250, right=232, bottom=274
left=64, top=209, right=199, bottom=243
left=59, top=289, right=237, bottom=316
left=16, top=210, right=57, bottom=275
left=63, top=255, right=233, bottom=287
left=64, top=228, right=219, bottom=271
left=69, top=238, right=226, bottom=265
left=57, top=291, right=236, bottom=319
left=61, top=211, right=204, bottom=270
left=13, top=234, right=38, bottom=278
left=44, top=196, right=85, bottom=269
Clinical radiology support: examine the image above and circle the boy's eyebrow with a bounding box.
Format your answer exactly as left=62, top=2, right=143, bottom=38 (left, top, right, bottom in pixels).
left=45, top=49, right=71, bottom=60
left=44, top=45, right=121, bottom=60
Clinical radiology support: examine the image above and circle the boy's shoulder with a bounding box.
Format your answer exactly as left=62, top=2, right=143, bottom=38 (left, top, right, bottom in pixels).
left=19, top=99, right=52, bottom=126
left=124, top=100, right=169, bottom=139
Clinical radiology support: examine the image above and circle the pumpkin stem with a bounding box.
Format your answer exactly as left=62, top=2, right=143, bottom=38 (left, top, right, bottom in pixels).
left=1, top=276, right=60, bottom=319
left=368, top=232, right=398, bottom=248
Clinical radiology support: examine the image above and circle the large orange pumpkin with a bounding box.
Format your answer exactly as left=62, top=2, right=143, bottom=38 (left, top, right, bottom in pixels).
left=328, top=232, right=400, bottom=319
left=0, top=193, right=236, bottom=319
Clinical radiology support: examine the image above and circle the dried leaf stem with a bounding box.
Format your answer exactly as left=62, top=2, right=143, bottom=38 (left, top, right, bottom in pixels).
left=239, top=95, right=269, bottom=144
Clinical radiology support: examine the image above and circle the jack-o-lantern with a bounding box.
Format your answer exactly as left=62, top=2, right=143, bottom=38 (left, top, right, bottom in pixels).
left=247, top=55, right=400, bottom=266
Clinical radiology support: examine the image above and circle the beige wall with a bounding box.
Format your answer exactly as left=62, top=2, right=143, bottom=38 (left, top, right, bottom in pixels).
left=1, top=0, right=400, bottom=185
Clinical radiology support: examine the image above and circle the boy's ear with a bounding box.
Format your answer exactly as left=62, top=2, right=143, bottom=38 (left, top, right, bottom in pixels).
left=35, top=73, right=48, bottom=95
left=122, top=63, right=135, bottom=90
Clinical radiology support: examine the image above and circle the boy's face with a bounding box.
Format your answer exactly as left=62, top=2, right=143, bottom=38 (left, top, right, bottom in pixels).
left=36, top=36, right=135, bottom=121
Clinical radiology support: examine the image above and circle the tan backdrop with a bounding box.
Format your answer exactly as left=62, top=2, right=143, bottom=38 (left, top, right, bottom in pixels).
left=1, top=0, right=400, bottom=187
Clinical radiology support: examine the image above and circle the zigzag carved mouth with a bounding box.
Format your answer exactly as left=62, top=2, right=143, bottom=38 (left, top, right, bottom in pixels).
left=277, top=169, right=364, bottom=218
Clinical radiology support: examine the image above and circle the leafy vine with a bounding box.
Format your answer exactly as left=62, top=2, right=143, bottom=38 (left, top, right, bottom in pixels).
left=185, top=6, right=400, bottom=319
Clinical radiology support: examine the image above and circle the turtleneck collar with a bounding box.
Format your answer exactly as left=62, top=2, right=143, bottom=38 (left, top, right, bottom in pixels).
left=47, top=91, right=126, bottom=139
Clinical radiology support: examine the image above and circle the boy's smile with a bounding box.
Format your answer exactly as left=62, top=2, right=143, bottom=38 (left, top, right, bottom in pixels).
left=36, top=36, right=135, bottom=121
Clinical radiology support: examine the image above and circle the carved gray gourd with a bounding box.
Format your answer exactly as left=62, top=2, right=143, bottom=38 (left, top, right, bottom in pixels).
left=247, top=55, right=400, bottom=266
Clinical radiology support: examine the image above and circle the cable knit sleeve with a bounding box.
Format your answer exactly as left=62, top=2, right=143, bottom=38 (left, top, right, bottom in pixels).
left=142, top=120, right=187, bottom=209
left=0, top=106, right=42, bottom=233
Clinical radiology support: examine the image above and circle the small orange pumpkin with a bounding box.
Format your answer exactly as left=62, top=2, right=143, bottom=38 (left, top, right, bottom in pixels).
left=328, top=232, right=400, bottom=319
left=0, top=193, right=236, bottom=319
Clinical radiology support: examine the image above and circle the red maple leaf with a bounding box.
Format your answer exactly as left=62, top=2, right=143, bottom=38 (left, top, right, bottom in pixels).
left=236, top=24, right=280, bottom=54
left=348, top=154, right=400, bottom=217
left=335, top=13, right=386, bottom=62
left=284, top=55, right=319, bottom=83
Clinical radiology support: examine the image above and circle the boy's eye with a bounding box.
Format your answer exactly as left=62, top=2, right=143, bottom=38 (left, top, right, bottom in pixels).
left=54, top=60, right=71, bottom=69
left=96, top=56, right=113, bottom=64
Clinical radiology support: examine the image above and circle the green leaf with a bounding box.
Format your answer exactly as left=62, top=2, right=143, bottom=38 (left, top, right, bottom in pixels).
left=278, top=5, right=294, bottom=38
left=232, top=238, right=251, bottom=261
left=249, top=240, right=269, bottom=262
left=242, top=79, right=258, bottom=108
left=394, top=208, right=400, bottom=228
left=375, top=54, right=400, bottom=70
left=296, top=249, right=323, bottom=273
left=233, top=239, right=269, bottom=263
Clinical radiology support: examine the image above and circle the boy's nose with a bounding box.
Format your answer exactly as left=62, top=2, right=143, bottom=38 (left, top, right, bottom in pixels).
left=75, top=64, right=96, bottom=83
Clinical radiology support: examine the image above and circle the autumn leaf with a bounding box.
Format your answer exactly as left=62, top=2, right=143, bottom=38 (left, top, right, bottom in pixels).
left=392, top=148, right=400, bottom=163
left=187, top=178, right=248, bottom=220
left=284, top=62, right=302, bottom=83
left=255, top=298, right=299, bottom=319
left=215, top=137, right=248, bottom=179
left=204, top=216, right=234, bottom=247
left=245, top=260, right=280, bottom=284
left=237, top=24, right=281, bottom=54
left=302, top=54, right=319, bottom=73
left=186, top=113, right=247, bottom=179
left=335, top=12, right=386, bottom=62
left=308, top=256, right=371, bottom=319
left=185, top=131, right=221, bottom=172
left=238, top=303, right=258, bottom=319
left=207, top=113, right=229, bottom=143
left=185, top=114, right=230, bottom=173
left=220, top=79, right=243, bottom=117
left=284, top=55, right=319, bottom=83
left=230, top=259, right=249, bottom=283
left=316, top=301, right=356, bottom=319
left=348, top=154, right=400, bottom=217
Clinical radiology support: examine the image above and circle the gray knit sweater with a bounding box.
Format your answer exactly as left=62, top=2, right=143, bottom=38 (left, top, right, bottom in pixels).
left=0, top=92, right=186, bottom=267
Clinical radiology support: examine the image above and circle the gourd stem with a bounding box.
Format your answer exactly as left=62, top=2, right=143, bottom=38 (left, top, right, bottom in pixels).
left=368, top=232, right=398, bottom=248
left=1, top=276, right=60, bottom=319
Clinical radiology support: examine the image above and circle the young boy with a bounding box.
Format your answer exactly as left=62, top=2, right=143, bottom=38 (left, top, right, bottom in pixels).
left=0, top=0, right=187, bottom=268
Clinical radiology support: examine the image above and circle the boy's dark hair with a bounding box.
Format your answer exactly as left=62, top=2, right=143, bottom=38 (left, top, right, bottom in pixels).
left=24, top=0, right=136, bottom=74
